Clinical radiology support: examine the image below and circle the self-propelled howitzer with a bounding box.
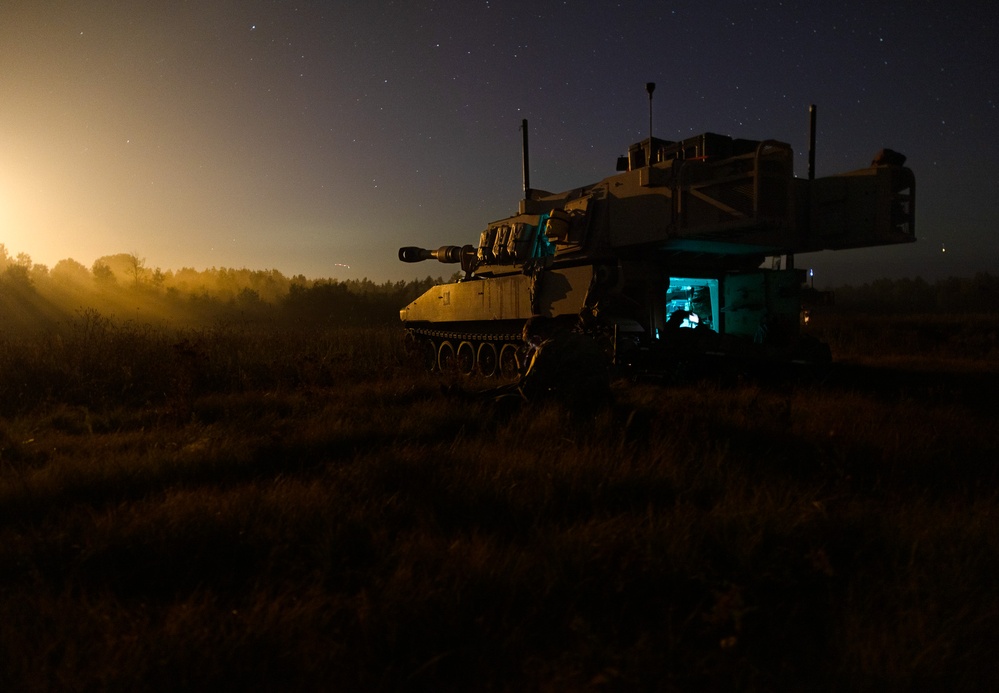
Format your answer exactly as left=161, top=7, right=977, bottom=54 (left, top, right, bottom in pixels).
left=398, top=118, right=915, bottom=376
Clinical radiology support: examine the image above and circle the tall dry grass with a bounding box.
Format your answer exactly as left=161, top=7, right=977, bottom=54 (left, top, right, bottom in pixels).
left=810, top=311, right=999, bottom=367
left=1, top=312, right=998, bottom=691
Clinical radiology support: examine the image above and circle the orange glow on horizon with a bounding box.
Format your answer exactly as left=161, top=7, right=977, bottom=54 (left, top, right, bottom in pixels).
left=0, top=176, right=66, bottom=270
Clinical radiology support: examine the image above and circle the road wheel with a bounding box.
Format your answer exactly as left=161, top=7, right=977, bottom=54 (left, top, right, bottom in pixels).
left=456, top=341, right=476, bottom=375
left=476, top=342, right=498, bottom=377
left=498, top=343, right=521, bottom=379
left=437, top=341, right=456, bottom=371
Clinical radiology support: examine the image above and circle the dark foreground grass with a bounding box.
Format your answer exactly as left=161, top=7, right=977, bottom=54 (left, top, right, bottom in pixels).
left=1, top=316, right=998, bottom=691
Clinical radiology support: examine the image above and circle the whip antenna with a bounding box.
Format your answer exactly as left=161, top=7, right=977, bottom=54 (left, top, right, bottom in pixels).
left=646, top=82, right=656, bottom=138
left=521, top=118, right=531, bottom=197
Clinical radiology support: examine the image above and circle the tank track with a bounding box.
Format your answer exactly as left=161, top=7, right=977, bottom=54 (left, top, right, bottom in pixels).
left=407, top=326, right=522, bottom=344
left=405, top=327, right=525, bottom=377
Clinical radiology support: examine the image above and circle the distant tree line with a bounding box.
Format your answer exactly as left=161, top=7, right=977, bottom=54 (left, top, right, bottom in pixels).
left=0, top=244, right=448, bottom=331
left=827, top=273, right=999, bottom=314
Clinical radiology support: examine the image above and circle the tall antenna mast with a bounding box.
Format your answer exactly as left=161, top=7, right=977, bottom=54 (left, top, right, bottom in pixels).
left=808, top=104, right=817, bottom=180
left=520, top=118, right=531, bottom=198
left=646, top=82, right=656, bottom=139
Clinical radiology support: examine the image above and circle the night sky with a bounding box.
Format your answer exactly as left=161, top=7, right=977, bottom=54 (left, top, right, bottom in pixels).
left=2, top=1, right=996, bottom=287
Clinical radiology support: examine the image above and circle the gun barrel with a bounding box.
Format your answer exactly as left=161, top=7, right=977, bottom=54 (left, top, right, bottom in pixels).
left=399, top=246, right=432, bottom=263
left=398, top=245, right=467, bottom=264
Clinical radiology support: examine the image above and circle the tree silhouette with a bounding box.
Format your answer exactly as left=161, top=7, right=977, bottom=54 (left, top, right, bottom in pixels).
left=124, top=252, right=147, bottom=287
left=92, top=261, right=116, bottom=287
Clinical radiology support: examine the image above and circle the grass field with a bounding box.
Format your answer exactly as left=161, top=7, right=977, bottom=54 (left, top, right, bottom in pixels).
left=1, top=311, right=998, bottom=691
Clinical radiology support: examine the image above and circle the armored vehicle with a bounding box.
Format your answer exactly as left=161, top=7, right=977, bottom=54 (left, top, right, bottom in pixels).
left=399, top=106, right=914, bottom=376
